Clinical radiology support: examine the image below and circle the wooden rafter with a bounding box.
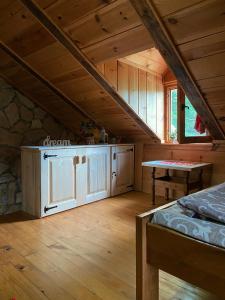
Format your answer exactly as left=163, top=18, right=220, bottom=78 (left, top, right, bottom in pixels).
left=0, top=42, right=97, bottom=125
left=19, top=0, right=160, bottom=142
left=129, top=0, right=225, bottom=140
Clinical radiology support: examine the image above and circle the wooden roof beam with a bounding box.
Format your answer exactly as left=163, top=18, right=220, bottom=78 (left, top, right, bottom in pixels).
left=129, top=0, right=225, bottom=140
left=19, top=0, right=160, bottom=142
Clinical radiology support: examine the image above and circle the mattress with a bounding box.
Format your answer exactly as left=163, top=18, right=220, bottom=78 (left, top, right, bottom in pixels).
left=152, top=203, right=225, bottom=248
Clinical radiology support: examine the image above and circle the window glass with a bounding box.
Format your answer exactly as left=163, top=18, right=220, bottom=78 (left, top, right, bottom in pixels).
left=185, top=96, right=206, bottom=137
left=169, top=89, right=177, bottom=141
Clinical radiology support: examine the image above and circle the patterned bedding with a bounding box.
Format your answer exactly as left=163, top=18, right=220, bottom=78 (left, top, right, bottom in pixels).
left=178, top=182, right=225, bottom=224
left=152, top=183, right=225, bottom=248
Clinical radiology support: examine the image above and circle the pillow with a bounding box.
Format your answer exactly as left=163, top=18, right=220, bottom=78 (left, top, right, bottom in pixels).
left=178, top=182, right=225, bottom=225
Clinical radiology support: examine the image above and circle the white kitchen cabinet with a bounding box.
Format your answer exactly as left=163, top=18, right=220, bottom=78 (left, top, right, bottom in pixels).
left=21, top=144, right=134, bottom=218
left=85, top=147, right=111, bottom=203
left=111, top=145, right=134, bottom=196
left=22, top=148, right=86, bottom=217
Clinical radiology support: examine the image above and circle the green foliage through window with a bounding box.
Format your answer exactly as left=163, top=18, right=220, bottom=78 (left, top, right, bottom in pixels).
left=169, top=89, right=206, bottom=141
left=170, top=89, right=177, bottom=141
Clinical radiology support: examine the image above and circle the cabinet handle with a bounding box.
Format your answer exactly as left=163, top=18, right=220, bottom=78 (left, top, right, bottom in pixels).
left=82, top=155, right=86, bottom=164
left=113, top=153, right=117, bottom=160
left=43, top=153, right=58, bottom=160
left=44, top=205, right=58, bottom=213
left=74, top=156, right=80, bottom=164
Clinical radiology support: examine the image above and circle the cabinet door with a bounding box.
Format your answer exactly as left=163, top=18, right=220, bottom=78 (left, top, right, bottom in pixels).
left=41, top=149, right=83, bottom=217
left=84, top=147, right=110, bottom=203
left=111, top=145, right=134, bottom=196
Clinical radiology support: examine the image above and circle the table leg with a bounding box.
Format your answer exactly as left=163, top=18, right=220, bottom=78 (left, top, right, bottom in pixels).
left=152, top=167, right=156, bottom=205
left=165, top=169, right=169, bottom=201
left=199, top=169, right=203, bottom=190
left=186, top=171, right=190, bottom=196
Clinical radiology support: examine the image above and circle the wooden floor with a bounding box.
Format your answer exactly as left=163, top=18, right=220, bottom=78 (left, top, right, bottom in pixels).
left=0, top=192, right=218, bottom=300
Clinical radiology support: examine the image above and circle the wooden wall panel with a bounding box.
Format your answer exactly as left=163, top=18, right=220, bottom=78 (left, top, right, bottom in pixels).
left=138, top=69, right=147, bottom=122
left=101, top=60, right=164, bottom=139
left=147, top=73, right=157, bottom=132
left=128, top=65, right=139, bottom=111
left=156, top=77, right=164, bottom=139
left=104, top=60, right=118, bottom=90
left=118, top=61, right=129, bottom=102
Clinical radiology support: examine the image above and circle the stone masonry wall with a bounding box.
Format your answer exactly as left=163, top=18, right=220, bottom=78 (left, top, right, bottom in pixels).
left=0, top=78, right=78, bottom=214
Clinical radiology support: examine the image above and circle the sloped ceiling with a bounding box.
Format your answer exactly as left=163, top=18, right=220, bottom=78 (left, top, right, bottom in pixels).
left=130, top=0, right=225, bottom=139
left=120, top=48, right=168, bottom=76
left=0, top=0, right=159, bottom=142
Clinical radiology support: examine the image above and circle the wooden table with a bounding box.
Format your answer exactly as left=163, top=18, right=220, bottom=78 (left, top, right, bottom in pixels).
left=142, top=160, right=212, bottom=205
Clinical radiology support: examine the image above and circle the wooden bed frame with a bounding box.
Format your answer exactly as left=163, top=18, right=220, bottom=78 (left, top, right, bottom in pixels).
left=136, top=201, right=225, bottom=300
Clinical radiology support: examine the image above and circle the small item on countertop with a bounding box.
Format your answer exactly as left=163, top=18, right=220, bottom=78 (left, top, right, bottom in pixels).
left=110, top=137, right=116, bottom=144
left=80, top=121, right=96, bottom=144
left=116, top=136, right=122, bottom=144
left=99, top=127, right=108, bottom=144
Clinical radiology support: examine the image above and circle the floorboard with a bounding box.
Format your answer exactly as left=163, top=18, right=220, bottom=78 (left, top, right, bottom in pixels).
left=0, top=192, right=218, bottom=299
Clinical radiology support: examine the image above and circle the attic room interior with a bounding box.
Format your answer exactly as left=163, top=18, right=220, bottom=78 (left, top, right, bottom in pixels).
left=1, top=0, right=225, bottom=299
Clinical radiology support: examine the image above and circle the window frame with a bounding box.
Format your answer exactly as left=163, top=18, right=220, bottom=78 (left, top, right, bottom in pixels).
left=165, top=84, right=212, bottom=144
left=164, top=83, right=177, bottom=143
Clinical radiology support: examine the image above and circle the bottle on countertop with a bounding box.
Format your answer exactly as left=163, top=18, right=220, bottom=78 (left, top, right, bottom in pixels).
left=99, top=127, right=108, bottom=144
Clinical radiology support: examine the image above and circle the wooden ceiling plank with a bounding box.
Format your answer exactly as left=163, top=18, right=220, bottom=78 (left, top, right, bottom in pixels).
left=129, top=0, right=224, bottom=139
left=153, top=0, right=202, bottom=17
left=63, top=0, right=141, bottom=49
left=0, top=41, right=97, bottom=125
left=19, top=0, right=160, bottom=141
left=0, top=1, right=42, bottom=45
left=0, top=1, right=153, bottom=65
left=17, top=25, right=153, bottom=83
left=83, top=24, right=154, bottom=63
left=25, top=44, right=81, bottom=81
left=161, top=0, right=225, bottom=45
left=119, top=48, right=167, bottom=76
left=36, top=0, right=116, bottom=28
left=188, top=51, right=225, bottom=81
left=179, top=30, right=225, bottom=62
left=198, top=75, right=225, bottom=90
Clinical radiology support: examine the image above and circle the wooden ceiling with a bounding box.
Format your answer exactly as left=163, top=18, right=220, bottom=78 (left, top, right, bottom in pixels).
left=0, top=0, right=225, bottom=141
left=119, top=48, right=168, bottom=76
left=0, top=0, right=158, bottom=142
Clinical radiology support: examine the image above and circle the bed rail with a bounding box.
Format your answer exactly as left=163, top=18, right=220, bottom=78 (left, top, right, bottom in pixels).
left=136, top=200, right=225, bottom=300
left=136, top=201, right=177, bottom=300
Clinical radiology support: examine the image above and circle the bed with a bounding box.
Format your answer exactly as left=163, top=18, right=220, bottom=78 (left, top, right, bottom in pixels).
left=137, top=183, right=225, bottom=300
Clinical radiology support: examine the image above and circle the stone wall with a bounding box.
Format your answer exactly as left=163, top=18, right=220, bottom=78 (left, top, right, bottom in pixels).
left=0, top=78, right=78, bottom=214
